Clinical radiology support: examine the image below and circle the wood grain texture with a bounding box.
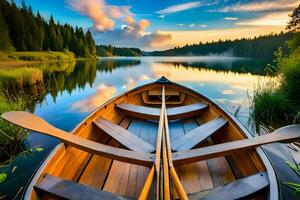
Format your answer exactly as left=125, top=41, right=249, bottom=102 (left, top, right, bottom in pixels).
left=35, top=174, right=131, bottom=200
left=94, top=117, right=155, bottom=152
left=173, top=125, right=300, bottom=166
left=188, top=172, right=269, bottom=200
left=116, top=103, right=207, bottom=120
left=1, top=111, right=154, bottom=167
left=172, top=117, right=227, bottom=151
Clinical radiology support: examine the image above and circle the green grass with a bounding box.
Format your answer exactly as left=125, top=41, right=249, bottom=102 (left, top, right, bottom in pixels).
left=0, top=50, right=75, bottom=62
left=252, top=46, right=300, bottom=131
left=11, top=50, right=75, bottom=61
left=0, top=67, right=43, bottom=89
left=0, top=93, right=28, bottom=162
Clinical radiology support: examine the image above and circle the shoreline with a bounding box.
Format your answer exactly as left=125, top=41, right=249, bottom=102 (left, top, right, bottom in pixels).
left=0, top=57, right=99, bottom=69
left=0, top=51, right=99, bottom=69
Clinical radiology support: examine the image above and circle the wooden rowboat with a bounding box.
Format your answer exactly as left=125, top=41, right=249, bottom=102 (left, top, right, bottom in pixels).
left=2, top=76, right=300, bottom=200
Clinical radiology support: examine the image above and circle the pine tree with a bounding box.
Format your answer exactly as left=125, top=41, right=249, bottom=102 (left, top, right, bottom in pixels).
left=86, top=30, right=96, bottom=56
left=287, top=4, right=300, bottom=32
left=0, top=12, right=14, bottom=51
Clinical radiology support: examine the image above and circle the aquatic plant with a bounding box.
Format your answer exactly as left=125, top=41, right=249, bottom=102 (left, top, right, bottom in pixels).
left=252, top=44, right=300, bottom=131
left=0, top=93, right=28, bottom=162
left=0, top=67, right=43, bottom=89
left=284, top=161, right=300, bottom=194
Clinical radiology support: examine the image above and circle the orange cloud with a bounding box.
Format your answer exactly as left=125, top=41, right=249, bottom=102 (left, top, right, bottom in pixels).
left=68, top=0, right=133, bottom=31
left=72, top=84, right=116, bottom=112
left=159, top=26, right=285, bottom=49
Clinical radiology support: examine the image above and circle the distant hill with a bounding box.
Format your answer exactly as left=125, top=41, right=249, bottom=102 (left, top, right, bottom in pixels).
left=147, top=32, right=294, bottom=59
left=96, top=45, right=142, bottom=57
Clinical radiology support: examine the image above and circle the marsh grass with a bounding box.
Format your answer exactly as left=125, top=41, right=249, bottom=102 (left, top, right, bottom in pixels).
left=0, top=50, right=75, bottom=62
left=252, top=47, right=300, bottom=131
left=0, top=67, right=43, bottom=89
left=0, top=93, right=28, bottom=163
left=284, top=161, right=300, bottom=194
left=12, top=50, right=75, bottom=61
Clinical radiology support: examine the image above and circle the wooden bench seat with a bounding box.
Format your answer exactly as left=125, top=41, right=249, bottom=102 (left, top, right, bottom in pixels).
left=148, top=89, right=179, bottom=96
left=116, top=103, right=208, bottom=120
left=34, top=174, right=132, bottom=200
left=94, top=117, right=155, bottom=153
left=171, top=117, right=227, bottom=151
left=188, top=172, right=269, bottom=200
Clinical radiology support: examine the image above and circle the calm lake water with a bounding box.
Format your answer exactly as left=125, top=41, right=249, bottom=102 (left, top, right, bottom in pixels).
left=0, top=56, right=272, bottom=199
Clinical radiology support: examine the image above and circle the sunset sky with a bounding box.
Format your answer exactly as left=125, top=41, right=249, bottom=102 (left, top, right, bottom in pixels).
left=16, top=0, right=300, bottom=50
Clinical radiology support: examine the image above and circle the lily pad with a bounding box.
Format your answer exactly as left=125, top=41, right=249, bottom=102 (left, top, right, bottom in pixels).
left=0, top=173, right=7, bottom=183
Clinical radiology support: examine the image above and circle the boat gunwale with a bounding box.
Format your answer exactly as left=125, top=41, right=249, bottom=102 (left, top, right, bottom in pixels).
left=23, top=78, right=279, bottom=200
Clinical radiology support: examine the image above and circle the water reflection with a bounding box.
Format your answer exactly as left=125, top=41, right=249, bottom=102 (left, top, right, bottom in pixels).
left=0, top=56, right=272, bottom=199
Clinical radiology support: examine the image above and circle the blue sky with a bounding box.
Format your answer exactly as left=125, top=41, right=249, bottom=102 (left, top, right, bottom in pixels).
left=16, top=0, right=299, bottom=50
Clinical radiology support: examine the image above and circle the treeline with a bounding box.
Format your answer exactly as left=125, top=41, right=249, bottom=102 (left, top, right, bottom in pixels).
left=0, top=0, right=96, bottom=58
left=149, top=32, right=294, bottom=59
left=96, top=45, right=142, bottom=57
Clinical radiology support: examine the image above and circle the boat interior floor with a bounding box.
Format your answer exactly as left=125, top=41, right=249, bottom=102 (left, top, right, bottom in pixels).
left=37, top=115, right=268, bottom=199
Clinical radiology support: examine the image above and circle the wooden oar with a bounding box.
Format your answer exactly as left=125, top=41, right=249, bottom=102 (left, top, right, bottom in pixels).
left=173, top=124, right=300, bottom=166
left=1, top=111, right=154, bottom=167
left=139, top=86, right=165, bottom=200
left=164, top=105, right=188, bottom=200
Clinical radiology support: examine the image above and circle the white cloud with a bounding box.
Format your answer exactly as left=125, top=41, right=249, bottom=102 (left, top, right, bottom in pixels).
left=236, top=11, right=290, bottom=26
left=200, top=24, right=207, bottom=28
left=92, top=28, right=172, bottom=50
left=189, top=23, right=195, bottom=27
left=224, top=17, right=238, bottom=21
left=176, top=23, right=184, bottom=26
left=68, top=0, right=133, bottom=31
left=68, top=0, right=171, bottom=50
left=156, top=0, right=219, bottom=15
left=218, top=0, right=299, bottom=12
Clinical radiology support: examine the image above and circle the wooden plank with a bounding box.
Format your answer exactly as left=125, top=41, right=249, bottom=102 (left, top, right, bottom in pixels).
left=79, top=118, right=132, bottom=189
left=101, top=118, right=141, bottom=196
left=148, top=89, right=179, bottom=96
left=94, top=117, right=155, bottom=152
left=177, top=119, right=214, bottom=194
left=139, top=120, right=158, bottom=146
left=34, top=174, right=131, bottom=200
left=169, top=121, right=185, bottom=142
left=172, top=117, right=227, bottom=151
left=115, top=103, right=207, bottom=120
left=205, top=138, right=236, bottom=187
left=163, top=106, right=188, bottom=200
left=206, top=158, right=236, bottom=187
left=167, top=103, right=208, bottom=120
left=173, top=124, right=300, bottom=166
left=188, top=172, right=269, bottom=200
left=1, top=111, right=154, bottom=167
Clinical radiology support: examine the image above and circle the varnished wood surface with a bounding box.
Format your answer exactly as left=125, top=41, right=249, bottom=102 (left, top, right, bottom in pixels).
left=163, top=105, right=188, bottom=200
left=6, top=77, right=284, bottom=200
left=94, top=117, right=155, bottom=152
left=116, top=103, right=207, bottom=120
left=139, top=86, right=165, bottom=200
left=35, top=174, right=131, bottom=200
left=1, top=111, right=154, bottom=167
left=171, top=117, right=227, bottom=151
left=173, top=124, right=300, bottom=166
left=188, top=172, right=269, bottom=200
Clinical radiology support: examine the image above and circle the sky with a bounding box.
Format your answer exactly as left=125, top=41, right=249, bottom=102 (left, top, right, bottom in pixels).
left=16, top=0, right=300, bottom=51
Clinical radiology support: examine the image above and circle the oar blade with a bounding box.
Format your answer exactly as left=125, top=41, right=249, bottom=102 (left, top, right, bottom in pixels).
left=1, top=111, right=66, bottom=135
